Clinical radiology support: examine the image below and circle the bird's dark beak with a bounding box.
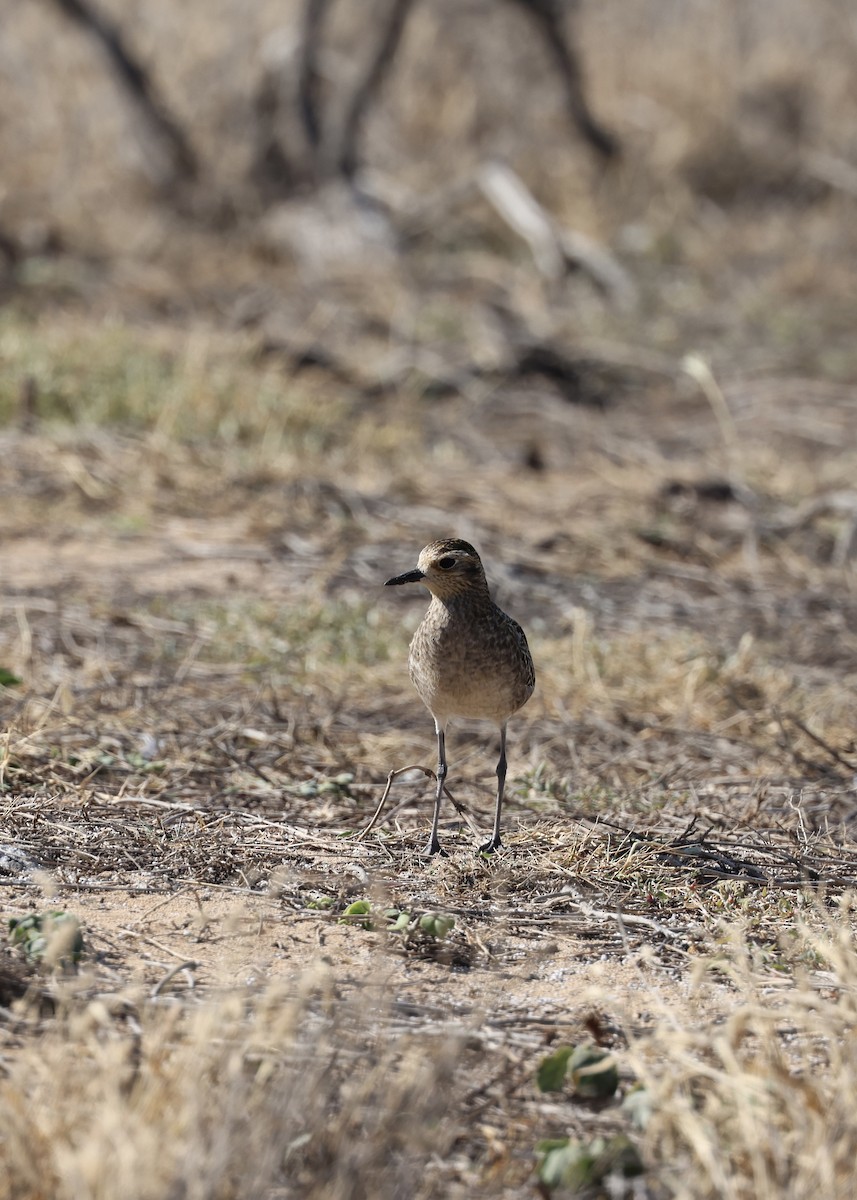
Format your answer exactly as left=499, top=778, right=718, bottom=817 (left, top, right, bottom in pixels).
left=385, top=568, right=424, bottom=586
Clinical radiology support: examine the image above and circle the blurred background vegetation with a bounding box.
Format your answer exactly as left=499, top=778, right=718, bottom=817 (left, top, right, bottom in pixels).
left=2, top=0, right=856, bottom=380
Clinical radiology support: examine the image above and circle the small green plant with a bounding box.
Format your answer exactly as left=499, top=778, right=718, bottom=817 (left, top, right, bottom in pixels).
left=620, top=1086, right=653, bottom=1130
left=338, top=900, right=373, bottom=929
left=0, top=667, right=22, bottom=687
left=536, top=1043, right=619, bottom=1098
left=537, top=1046, right=576, bottom=1093
left=385, top=908, right=412, bottom=932
left=537, top=1134, right=643, bottom=1192
left=335, top=902, right=456, bottom=941
left=8, top=911, right=84, bottom=966
left=418, top=912, right=455, bottom=938
left=298, top=773, right=354, bottom=798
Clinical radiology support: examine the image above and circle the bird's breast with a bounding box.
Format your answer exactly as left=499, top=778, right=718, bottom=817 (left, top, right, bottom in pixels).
left=407, top=603, right=534, bottom=724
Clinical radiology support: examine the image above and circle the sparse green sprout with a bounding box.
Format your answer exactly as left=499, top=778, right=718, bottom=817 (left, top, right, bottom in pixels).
left=297, top=773, right=356, bottom=797
left=385, top=909, right=412, bottom=932
left=536, top=1043, right=619, bottom=1098
left=621, top=1085, right=653, bottom=1130
left=123, top=751, right=166, bottom=773
left=8, top=911, right=84, bottom=966
left=329, top=903, right=455, bottom=939
left=0, top=668, right=22, bottom=687
left=317, top=773, right=354, bottom=796
left=418, top=912, right=455, bottom=939
left=569, top=1044, right=619, bottom=1098
left=536, top=1045, right=575, bottom=1092
left=339, top=900, right=373, bottom=929
left=537, top=1134, right=643, bottom=1191
left=305, top=896, right=335, bottom=910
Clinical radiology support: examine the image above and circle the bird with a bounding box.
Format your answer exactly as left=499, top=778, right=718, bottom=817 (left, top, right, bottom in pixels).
left=385, top=538, right=535, bottom=856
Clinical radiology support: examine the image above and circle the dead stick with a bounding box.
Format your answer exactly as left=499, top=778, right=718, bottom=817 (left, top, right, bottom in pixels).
left=357, top=765, right=482, bottom=840
left=150, top=960, right=198, bottom=998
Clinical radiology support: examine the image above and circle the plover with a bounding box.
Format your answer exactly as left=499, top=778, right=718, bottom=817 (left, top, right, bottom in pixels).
left=385, top=538, right=535, bottom=855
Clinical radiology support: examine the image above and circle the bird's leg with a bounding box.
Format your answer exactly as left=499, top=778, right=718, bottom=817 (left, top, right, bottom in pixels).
left=480, top=724, right=507, bottom=854
left=424, top=720, right=448, bottom=857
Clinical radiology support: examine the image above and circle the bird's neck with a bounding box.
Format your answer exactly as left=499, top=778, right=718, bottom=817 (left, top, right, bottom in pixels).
left=428, top=586, right=493, bottom=617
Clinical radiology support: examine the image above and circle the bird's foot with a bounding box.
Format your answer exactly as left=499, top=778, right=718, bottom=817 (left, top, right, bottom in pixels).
left=421, top=837, right=448, bottom=859
left=478, top=834, right=502, bottom=855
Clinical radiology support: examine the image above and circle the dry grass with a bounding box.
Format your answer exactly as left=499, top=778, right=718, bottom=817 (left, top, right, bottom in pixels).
left=634, top=905, right=857, bottom=1200
left=3, top=871, right=857, bottom=1198
left=1, top=370, right=856, bottom=1195
left=1, top=339, right=856, bottom=1197
left=1, top=964, right=465, bottom=1200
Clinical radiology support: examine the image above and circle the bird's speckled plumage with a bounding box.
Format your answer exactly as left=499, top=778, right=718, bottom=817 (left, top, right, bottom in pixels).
left=406, top=540, right=534, bottom=725
left=385, top=538, right=535, bottom=855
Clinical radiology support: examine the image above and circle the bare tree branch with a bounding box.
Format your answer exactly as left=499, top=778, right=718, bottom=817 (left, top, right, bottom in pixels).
left=337, top=0, right=418, bottom=180
left=299, top=0, right=333, bottom=152
left=44, top=0, right=199, bottom=188
left=507, top=0, right=619, bottom=160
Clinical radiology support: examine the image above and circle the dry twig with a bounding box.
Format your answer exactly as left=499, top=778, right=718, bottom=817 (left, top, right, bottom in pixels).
left=358, top=765, right=483, bottom=842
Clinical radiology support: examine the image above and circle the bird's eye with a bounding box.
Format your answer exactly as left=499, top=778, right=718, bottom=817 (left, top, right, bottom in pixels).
left=437, top=556, right=456, bottom=570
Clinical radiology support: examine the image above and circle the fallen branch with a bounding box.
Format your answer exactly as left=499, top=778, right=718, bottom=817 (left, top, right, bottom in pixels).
left=803, top=149, right=857, bottom=200
left=150, top=960, right=199, bottom=998
left=779, top=711, right=857, bottom=775
left=764, top=490, right=857, bottom=566
left=478, top=161, right=636, bottom=305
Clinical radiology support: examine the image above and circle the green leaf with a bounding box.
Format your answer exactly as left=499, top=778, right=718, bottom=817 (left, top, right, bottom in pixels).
left=418, top=912, right=455, bottom=939
left=318, top=774, right=353, bottom=795
left=339, top=900, right=373, bottom=928
left=535, top=1138, right=571, bottom=1154
left=8, top=910, right=83, bottom=964
left=537, top=1134, right=643, bottom=1191
left=536, top=1043, right=620, bottom=1098
left=592, top=1134, right=644, bottom=1180
left=569, top=1043, right=619, bottom=1098
left=621, top=1086, right=653, bottom=1130
left=537, top=1138, right=595, bottom=1190
left=536, top=1045, right=574, bottom=1092
left=0, top=668, right=22, bottom=687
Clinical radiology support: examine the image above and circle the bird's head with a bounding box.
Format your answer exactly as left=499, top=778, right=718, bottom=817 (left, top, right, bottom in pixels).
left=385, top=538, right=488, bottom=599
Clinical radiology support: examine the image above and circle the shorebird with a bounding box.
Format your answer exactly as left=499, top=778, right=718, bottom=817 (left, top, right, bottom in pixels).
left=385, top=538, right=535, bottom=855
